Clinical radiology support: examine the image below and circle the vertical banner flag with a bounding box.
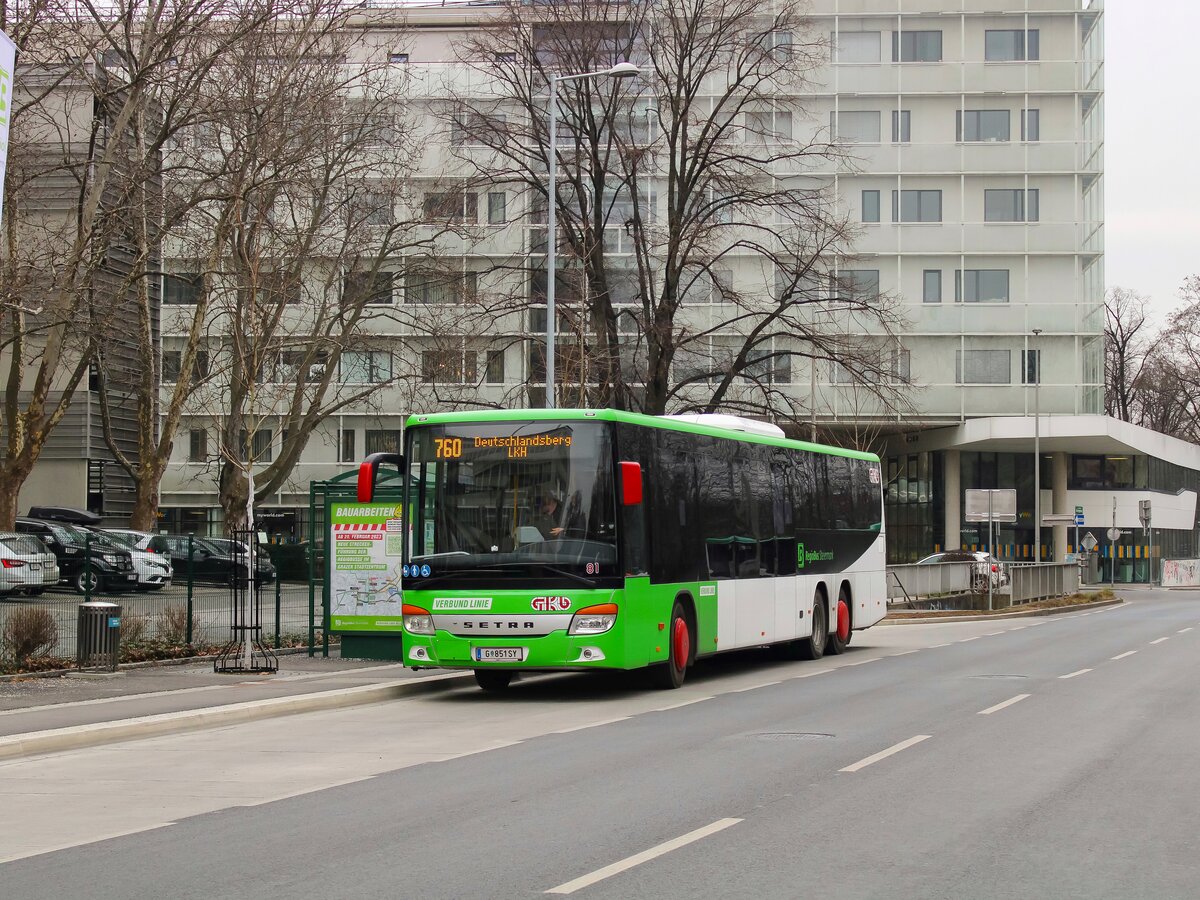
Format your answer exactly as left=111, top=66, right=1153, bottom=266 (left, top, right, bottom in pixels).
left=0, top=31, right=15, bottom=226
left=329, top=501, right=405, bottom=632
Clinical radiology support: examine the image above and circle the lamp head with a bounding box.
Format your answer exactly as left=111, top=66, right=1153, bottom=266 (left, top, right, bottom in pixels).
left=607, top=61, right=640, bottom=79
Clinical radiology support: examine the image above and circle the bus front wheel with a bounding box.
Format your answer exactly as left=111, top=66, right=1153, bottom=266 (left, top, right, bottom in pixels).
left=798, top=593, right=827, bottom=661
left=651, top=602, right=692, bottom=689
left=474, top=670, right=514, bottom=692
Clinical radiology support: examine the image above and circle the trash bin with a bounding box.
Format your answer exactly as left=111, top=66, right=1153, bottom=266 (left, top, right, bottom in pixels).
left=77, top=601, right=121, bottom=671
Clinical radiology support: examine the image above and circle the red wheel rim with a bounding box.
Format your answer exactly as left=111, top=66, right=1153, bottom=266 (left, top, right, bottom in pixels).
left=672, top=617, right=689, bottom=670
left=837, top=600, right=850, bottom=642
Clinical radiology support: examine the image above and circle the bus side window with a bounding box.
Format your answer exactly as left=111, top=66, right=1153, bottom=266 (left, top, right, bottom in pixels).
left=698, top=437, right=735, bottom=580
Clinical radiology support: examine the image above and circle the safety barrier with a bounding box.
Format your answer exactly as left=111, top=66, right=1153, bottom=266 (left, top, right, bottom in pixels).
left=1007, top=562, right=1080, bottom=604
left=886, top=562, right=974, bottom=603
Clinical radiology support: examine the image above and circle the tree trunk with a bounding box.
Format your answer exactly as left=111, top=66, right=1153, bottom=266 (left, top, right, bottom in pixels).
left=219, top=464, right=250, bottom=535
left=128, top=460, right=164, bottom=532
left=0, top=471, right=24, bottom=530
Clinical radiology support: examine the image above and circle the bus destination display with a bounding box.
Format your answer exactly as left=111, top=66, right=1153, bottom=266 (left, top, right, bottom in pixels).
left=435, top=434, right=573, bottom=460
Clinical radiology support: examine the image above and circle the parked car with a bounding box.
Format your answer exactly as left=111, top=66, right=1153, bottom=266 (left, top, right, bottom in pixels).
left=14, top=518, right=137, bottom=594
left=206, top=538, right=277, bottom=584
left=147, top=534, right=274, bottom=585
left=97, top=529, right=174, bottom=591
left=917, top=550, right=1009, bottom=592
left=0, top=532, right=60, bottom=597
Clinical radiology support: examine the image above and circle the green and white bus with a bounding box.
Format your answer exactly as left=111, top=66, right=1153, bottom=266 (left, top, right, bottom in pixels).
left=356, top=409, right=885, bottom=691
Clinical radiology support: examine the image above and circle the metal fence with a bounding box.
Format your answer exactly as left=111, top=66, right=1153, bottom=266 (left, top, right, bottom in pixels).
left=1007, top=562, right=1080, bottom=604
left=0, top=542, right=313, bottom=667
left=886, top=562, right=975, bottom=603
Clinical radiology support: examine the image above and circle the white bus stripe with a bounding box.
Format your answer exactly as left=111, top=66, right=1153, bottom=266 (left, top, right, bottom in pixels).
left=545, top=818, right=743, bottom=894
left=840, top=734, right=932, bottom=773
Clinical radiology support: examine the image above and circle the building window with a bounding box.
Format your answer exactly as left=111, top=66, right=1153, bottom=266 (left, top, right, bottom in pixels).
left=832, top=269, right=879, bottom=301
left=985, top=29, right=1039, bottom=62
left=957, top=109, right=1010, bottom=142
left=494, top=51, right=516, bottom=63
left=1021, top=109, right=1040, bottom=142
left=956, top=349, right=1011, bottom=384
left=350, top=190, right=392, bottom=227
left=1021, top=348, right=1041, bottom=384
left=164, top=273, right=202, bottom=305
left=405, top=272, right=475, bottom=304
left=922, top=270, right=942, bottom=303
left=891, top=345, right=911, bottom=383
left=339, top=429, right=356, bottom=463
left=834, top=31, right=880, bottom=63
left=423, top=192, right=477, bottom=223
left=747, top=110, right=793, bottom=142
left=771, top=31, right=794, bottom=59
left=984, top=188, right=1039, bottom=222
left=830, top=110, right=880, bottom=143
left=892, top=189, right=942, bottom=223
left=252, top=429, right=274, bottom=462
left=892, top=31, right=942, bottom=63
left=485, top=349, right=505, bottom=384
left=955, top=269, right=1010, bottom=303
left=342, top=272, right=393, bottom=305
left=891, top=110, right=911, bottom=143
left=421, top=349, right=476, bottom=383
left=861, top=190, right=880, bottom=223
left=339, top=350, right=392, bottom=383
left=163, top=350, right=182, bottom=383
left=365, top=429, right=402, bottom=455
left=743, top=349, right=789, bottom=385
left=487, top=192, right=507, bottom=224
left=188, top=428, right=207, bottom=462
left=388, top=52, right=409, bottom=64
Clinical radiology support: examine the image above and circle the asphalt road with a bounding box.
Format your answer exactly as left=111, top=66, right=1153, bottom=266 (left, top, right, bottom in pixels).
left=2, top=590, right=1198, bottom=898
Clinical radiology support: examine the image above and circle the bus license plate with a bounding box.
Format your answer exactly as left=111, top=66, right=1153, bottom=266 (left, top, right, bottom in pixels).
left=475, top=647, right=526, bottom=662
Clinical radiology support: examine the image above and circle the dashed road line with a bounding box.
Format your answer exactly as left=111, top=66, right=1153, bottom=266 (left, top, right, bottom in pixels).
left=545, top=818, right=743, bottom=894
left=958, top=636, right=981, bottom=643
left=839, top=734, right=932, bottom=773
left=978, top=694, right=1031, bottom=716
left=928, top=643, right=951, bottom=648
left=1149, top=637, right=1169, bottom=645
left=984, top=631, right=1004, bottom=636
left=1178, top=627, right=1194, bottom=634
left=1111, top=650, right=1138, bottom=660
left=1059, top=668, right=1093, bottom=679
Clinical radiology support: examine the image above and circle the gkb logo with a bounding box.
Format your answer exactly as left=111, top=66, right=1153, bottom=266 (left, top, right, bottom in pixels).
left=531, top=596, right=571, bottom=611
left=796, top=543, right=805, bottom=569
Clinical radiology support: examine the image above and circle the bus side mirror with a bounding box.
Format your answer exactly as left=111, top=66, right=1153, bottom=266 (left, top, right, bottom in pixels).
left=358, top=452, right=405, bottom=502
left=619, top=461, right=643, bottom=506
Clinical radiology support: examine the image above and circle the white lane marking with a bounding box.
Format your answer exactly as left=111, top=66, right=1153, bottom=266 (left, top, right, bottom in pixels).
left=928, top=643, right=951, bottom=648
left=545, top=818, right=743, bottom=895
left=1111, top=651, right=1138, bottom=660
left=984, top=631, right=1004, bottom=636
left=958, top=636, right=981, bottom=643
left=978, top=694, right=1031, bottom=716
left=889, top=649, right=921, bottom=657
left=839, top=734, right=932, bottom=773
left=728, top=681, right=781, bottom=693
left=552, top=717, right=630, bottom=735
left=1010, top=626, right=1028, bottom=630
left=1177, top=627, right=1194, bottom=634
left=844, top=657, right=881, bottom=667
left=1149, top=637, right=1169, bottom=645
left=1059, top=668, right=1093, bottom=679
left=652, top=696, right=713, bottom=712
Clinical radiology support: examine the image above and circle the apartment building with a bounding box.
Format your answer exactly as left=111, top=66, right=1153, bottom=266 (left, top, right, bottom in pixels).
left=146, top=0, right=1191, bottom=581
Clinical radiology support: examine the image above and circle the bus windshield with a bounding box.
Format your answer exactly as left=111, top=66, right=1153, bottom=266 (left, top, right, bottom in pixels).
left=405, top=420, right=617, bottom=587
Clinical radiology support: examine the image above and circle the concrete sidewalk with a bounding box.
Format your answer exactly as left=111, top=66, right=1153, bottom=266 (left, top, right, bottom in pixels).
left=0, top=653, right=472, bottom=757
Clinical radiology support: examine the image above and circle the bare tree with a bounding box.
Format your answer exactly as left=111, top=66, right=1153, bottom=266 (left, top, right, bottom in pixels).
left=1103, top=286, right=1150, bottom=423
left=452, top=0, right=905, bottom=423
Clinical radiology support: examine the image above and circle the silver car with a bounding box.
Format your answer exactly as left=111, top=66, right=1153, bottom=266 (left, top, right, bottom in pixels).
left=98, top=529, right=173, bottom=591
left=0, top=532, right=61, bottom=597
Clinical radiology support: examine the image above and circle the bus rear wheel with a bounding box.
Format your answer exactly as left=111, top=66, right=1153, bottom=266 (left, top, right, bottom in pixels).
left=651, top=602, right=691, bottom=689
left=474, top=670, right=514, bottom=692
left=826, top=587, right=852, bottom=656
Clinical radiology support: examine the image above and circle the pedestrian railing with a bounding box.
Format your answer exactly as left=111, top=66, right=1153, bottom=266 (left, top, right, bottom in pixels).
left=1007, top=562, right=1080, bottom=605
left=886, top=562, right=974, bottom=604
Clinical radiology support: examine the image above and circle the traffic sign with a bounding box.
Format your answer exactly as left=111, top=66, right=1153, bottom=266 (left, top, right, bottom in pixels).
left=1074, top=514, right=1085, bottom=526
left=1081, top=533, right=1098, bottom=551
left=1106, top=527, right=1121, bottom=542
left=1075, top=505, right=1084, bottom=515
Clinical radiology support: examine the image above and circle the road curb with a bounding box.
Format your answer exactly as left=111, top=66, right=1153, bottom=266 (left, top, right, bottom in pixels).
left=0, top=671, right=474, bottom=762
left=879, top=596, right=1124, bottom=625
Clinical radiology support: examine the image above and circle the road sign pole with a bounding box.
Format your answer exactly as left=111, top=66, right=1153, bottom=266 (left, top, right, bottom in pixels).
left=1111, top=498, right=1116, bottom=587
left=988, top=490, right=994, bottom=612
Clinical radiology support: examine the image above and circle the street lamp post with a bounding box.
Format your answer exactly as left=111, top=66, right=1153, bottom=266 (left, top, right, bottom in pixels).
left=544, top=61, right=639, bottom=409
left=1032, top=328, right=1042, bottom=563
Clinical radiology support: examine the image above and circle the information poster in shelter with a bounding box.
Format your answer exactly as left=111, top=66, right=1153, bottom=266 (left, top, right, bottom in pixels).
left=329, top=502, right=404, bottom=632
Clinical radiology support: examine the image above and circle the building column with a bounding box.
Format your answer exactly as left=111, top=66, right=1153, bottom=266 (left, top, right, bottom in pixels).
left=944, top=450, right=960, bottom=553
left=1052, top=451, right=1069, bottom=561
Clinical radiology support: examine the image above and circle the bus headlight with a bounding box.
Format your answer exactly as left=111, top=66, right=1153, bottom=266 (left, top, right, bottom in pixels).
left=402, top=604, right=434, bottom=635
left=568, top=603, right=617, bottom=635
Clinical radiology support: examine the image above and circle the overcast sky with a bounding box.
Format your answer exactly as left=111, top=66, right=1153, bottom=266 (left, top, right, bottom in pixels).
left=1104, top=0, right=1200, bottom=322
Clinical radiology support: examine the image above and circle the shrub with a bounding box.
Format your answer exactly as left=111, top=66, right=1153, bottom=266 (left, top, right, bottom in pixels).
left=120, top=613, right=149, bottom=646
left=158, top=605, right=199, bottom=645
left=1, top=607, right=59, bottom=664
